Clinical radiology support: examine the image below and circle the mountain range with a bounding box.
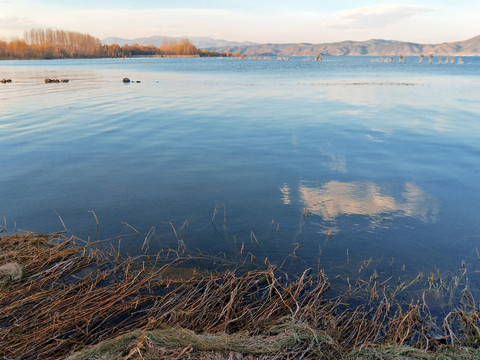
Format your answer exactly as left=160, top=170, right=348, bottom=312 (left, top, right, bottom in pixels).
left=102, top=35, right=480, bottom=56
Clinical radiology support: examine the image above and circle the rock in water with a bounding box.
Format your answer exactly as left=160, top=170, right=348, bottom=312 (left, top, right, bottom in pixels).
left=123, top=78, right=131, bottom=83
left=0, top=262, right=24, bottom=282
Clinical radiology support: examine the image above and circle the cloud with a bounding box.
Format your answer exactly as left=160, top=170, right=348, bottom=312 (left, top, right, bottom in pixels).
left=0, top=3, right=470, bottom=44
left=27, top=8, right=253, bottom=40
left=327, top=4, right=433, bottom=29
left=0, top=15, right=42, bottom=39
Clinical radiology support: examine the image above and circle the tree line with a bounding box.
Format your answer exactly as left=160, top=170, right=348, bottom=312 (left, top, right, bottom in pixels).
left=0, top=29, right=232, bottom=59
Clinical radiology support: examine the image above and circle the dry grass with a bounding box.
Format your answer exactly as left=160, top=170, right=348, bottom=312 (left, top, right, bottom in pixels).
left=1, top=232, right=480, bottom=359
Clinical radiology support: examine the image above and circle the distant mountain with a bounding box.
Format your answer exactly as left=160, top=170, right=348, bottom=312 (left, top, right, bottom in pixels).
left=103, top=35, right=480, bottom=56
left=211, top=36, right=480, bottom=56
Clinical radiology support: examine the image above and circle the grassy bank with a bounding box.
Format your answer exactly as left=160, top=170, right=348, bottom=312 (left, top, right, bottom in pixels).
left=1, top=232, right=480, bottom=359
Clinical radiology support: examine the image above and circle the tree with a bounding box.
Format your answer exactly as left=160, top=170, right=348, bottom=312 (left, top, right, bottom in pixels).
left=0, top=29, right=233, bottom=59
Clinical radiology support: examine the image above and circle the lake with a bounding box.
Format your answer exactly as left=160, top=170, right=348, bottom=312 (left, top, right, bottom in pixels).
left=1, top=56, right=480, bottom=283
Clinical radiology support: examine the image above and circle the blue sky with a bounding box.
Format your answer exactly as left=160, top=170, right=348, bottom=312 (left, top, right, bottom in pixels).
left=1, top=0, right=479, bottom=43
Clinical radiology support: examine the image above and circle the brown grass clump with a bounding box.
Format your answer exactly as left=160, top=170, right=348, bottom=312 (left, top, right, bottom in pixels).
left=1, top=232, right=480, bottom=359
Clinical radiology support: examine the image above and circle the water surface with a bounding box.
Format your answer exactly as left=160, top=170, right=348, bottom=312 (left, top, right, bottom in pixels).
left=1, top=56, right=480, bottom=282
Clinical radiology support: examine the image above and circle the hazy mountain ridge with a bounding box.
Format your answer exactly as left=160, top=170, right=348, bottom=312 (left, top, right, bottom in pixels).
left=103, top=35, right=480, bottom=56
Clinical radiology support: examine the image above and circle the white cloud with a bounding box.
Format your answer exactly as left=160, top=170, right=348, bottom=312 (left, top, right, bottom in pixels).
left=327, top=4, right=433, bottom=29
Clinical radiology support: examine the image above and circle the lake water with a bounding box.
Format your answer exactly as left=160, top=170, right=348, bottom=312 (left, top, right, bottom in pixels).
left=1, top=56, right=480, bottom=282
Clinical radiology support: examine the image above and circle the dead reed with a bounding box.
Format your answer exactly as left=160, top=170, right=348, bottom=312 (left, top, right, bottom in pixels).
left=1, top=232, right=480, bottom=359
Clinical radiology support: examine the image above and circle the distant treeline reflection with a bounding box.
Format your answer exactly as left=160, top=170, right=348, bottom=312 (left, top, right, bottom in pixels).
left=0, top=28, right=235, bottom=59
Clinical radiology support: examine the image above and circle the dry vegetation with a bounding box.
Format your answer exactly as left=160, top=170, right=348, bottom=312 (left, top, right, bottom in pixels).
left=1, top=230, right=480, bottom=359
left=0, top=28, right=227, bottom=59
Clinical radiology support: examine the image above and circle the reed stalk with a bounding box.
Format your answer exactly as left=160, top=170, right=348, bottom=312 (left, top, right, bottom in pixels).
left=1, top=232, right=479, bottom=359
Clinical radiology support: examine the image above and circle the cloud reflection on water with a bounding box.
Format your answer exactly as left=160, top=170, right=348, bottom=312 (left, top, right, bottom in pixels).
left=318, top=147, right=347, bottom=173
left=290, top=180, right=438, bottom=223
left=280, top=183, right=291, bottom=205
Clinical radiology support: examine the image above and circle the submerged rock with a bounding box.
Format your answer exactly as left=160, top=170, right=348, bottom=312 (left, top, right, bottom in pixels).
left=61, top=79, right=69, bottom=83
left=0, top=262, right=24, bottom=282
left=45, top=78, right=63, bottom=83
left=426, top=320, right=446, bottom=341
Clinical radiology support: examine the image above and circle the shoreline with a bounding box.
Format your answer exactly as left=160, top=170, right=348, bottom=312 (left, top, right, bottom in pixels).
left=1, top=54, right=479, bottom=61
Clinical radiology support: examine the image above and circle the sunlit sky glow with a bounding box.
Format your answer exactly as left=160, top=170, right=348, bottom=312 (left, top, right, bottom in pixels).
left=1, top=0, right=479, bottom=43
